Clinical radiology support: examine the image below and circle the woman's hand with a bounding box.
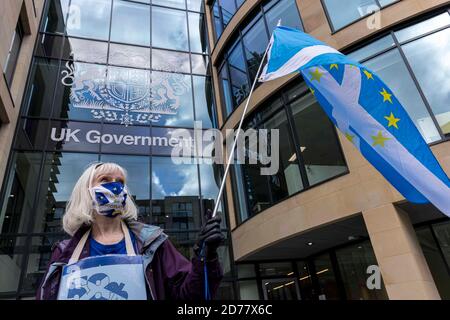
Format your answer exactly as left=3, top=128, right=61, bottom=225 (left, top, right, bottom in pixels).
left=193, top=210, right=225, bottom=260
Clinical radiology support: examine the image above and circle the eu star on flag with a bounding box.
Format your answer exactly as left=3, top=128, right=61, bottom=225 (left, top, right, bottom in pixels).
left=259, top=26, right=450, bottom=217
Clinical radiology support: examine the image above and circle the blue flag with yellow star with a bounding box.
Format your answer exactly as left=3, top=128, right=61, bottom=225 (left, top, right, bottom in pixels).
left=259, top=26, right=450, bottom=217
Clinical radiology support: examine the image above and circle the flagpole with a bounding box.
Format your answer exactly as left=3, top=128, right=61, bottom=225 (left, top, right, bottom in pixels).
left=211, top=33, right=274, bottom=219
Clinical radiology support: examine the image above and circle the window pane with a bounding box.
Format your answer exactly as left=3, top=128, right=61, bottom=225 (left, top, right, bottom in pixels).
left=151, top=157, right=201, bottom=229
left=35, top=34, right=64, bottom=59
left=32, top=152, right=98, bottom=233
left=416, top=226, right=450, bottom=299
left=395, top=13, right=450, bottom=43
left=213, top=2, right=223, bottom=40
left=191, top=54, right=208, bottom=75
left=187, top=0, right=204, bottom=12
left=151, top=71, right=194, bottom=127
left=335, top=241, right=388, bottom=300
left=432, top=221, right=450, bottom=270
left=297, top=261, right=314, bottom=300
left=259, top=262, right=294, bottom=277
left=199, top=163, right=225, bottom=227
left=24, top=58, right=59, bottom=118
left=152, top=7, right=189, bottom=51
left=0, top=237, right=27, bottom=293
left=64, top=38, right=108, bottom=64
left=188, top=12, right=207, bottom=53
left=0, top=152, right=42, bottom=234
left=22, top=235, right=68, bottom=293
left=52, top=62, right=107, bottom=122
left=401, top=28, right=450, bottom=135
left=193, top=76, right=215, bottom=128
left=323, top=0, right=378, bottom=30
left=364, top=49, right=442, bottom=142
left=66, top=0, right=111, bottom=40
left=152, top=0, right=185, bottom=9
left=260, top=108, right=304, bottom=200
left=290, top=94, right=347, bottom=186
left=42, top=0, right=70, bottom=34
left=99, top=154, right=150, bottom=218
left=152, top=49, right=190, bottom=73
left=347, top=35, right=395, bottom=62
left=111, top=0, right=150, bottom=46
left=219, top=65, right=233, bottom=116
left=313, top=253, right=339, bottom=300
left=109, top=43, right=150, bottom=68
left=239, top=280, right=259, bottom=300
left=237, top=264, right=256, bottom=278
left=378, top=0, right=397, bottom=6
left=242, top=18, right=269, bottom=82
left=262, top=278, right=299, bottom=300
left=232, top=164, right=250, bottom=223
left=221, top=0, right=237, bottom=25
left=265, top=0, right=302, bottom=33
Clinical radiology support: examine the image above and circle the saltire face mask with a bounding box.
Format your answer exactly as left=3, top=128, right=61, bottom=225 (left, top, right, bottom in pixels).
left=90, top=182, right=128, bottom=218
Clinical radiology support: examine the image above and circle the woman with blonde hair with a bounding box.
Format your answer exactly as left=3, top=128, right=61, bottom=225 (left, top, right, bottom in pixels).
left=36, top=162, right=224, bottom=300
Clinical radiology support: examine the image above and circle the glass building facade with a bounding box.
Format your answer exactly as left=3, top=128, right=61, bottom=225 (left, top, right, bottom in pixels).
left=0, top=0, right=449, bottom=300
left=0, top=0, right=234, bottom=299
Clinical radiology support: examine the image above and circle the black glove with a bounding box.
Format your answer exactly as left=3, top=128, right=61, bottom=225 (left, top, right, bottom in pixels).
left=193, top=209, right=225, bottom=260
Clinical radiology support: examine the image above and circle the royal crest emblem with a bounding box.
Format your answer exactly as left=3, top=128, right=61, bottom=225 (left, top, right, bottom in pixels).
left=61, top=59, right=190, bottom=126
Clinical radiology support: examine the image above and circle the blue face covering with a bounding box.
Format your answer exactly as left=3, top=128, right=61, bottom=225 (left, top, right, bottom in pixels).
left=90, top=182, right=128, bottom=218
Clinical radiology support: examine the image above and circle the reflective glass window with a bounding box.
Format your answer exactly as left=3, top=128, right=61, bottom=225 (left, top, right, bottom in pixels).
left=109, top=43, right=150, bottom=68
left=363, top=49, right=441, bottom=142
left=42, top=0, right=70, bottom=34
left=0, top=236, right=27, bottom=293
left=151, top=157, right=201, bottom=229
left=151, top=71, right=194, bottom=127
left=66, top=0, right=111, bottom=40
left=24, top=58, right=59, bottom=118
left=32, top=152, right=98, bottom=233
left=395, top=12, right=450, bottom=43
left=63, top=38, right=108, bottom=64
left=188, top=12, right=207, bottom=53
left=152, top=0, right=186, bottom=10
left=347, top=35, right=395, bottom=62
left=323, top=0, right=378, bottom=30
left=262, top=278, right=299, bottom=300
left=290, top=94, right=347, bottom=186
left=0, top=152, right=43, bottom=234
left=335, top=241, right=388, bottom=300
left=239, top=280, right=259, bottom=300
left=192, top=76, right=215, bottom=128
left=187, top=0, right=204, bottom=12
left=265, top=0, right=302, bottom=32
left=152, top=49, right=190, bottom=73
left=111, top=0, right=150, bottom=46
left=242, top=18, right=269, bottom=82
left=152, top=7, right=189, bottom=51
left=100, top=154, right=151, bottom=217
left=52, top=62, right=107, bottom=122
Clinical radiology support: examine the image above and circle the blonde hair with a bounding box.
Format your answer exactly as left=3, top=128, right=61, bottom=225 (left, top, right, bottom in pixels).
left=62, top=162, right=138, bottom=236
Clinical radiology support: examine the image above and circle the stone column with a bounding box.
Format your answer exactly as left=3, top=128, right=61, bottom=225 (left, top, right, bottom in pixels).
left=363, top=203, right=441, bottom=300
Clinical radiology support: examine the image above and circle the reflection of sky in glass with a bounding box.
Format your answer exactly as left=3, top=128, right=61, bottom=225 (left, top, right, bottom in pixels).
left=111, top=0, right=150, bottom=46
left=52, top=153, right=98, bottom=202
left=67, top=0, right=111, bottom=40
left=100, top=154, right=150, bottom=200
left=364, top=49, right=441, bottom=143
left=152, top=6, right=188, bottom=51
left=402, top=29, right=450, bottom=134
left=395, top=13, right=450, bottom=43
left=153, top=0, right=185, bottom=9
left=152, top=157, right=199, bottom=199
